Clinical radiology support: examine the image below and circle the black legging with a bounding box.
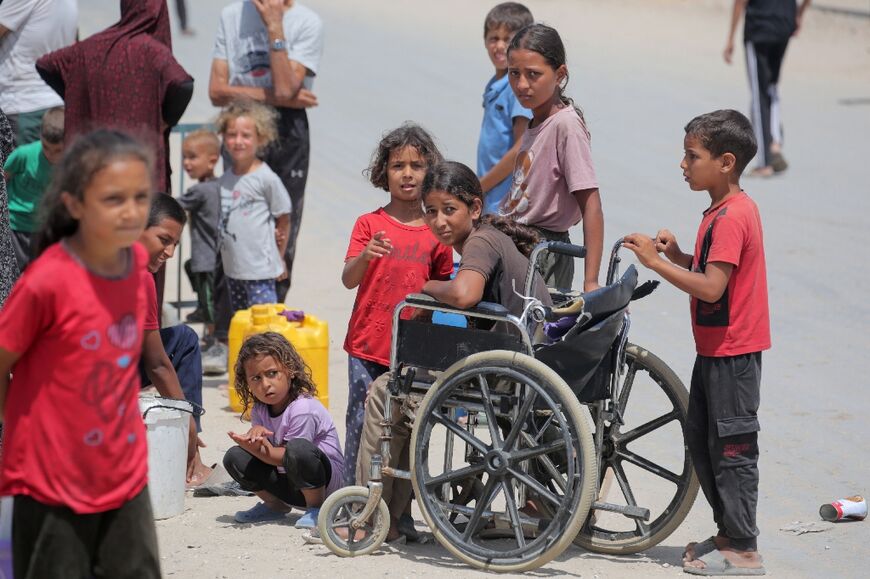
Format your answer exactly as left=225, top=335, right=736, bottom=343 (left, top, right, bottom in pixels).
left=223, top=438, right=332, bottom=507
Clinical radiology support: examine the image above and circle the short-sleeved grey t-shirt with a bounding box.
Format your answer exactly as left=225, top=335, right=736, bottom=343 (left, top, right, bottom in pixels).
left=219, top=164, right=292, bottom=280
left=213, top=1, right=323, bottom=91
left=459, top=223, right=551, bottom=320
left=177, top=178, right=220, bottom=273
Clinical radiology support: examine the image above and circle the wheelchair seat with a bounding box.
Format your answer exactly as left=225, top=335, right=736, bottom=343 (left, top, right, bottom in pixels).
left=403, top=293, right=510, bottom=318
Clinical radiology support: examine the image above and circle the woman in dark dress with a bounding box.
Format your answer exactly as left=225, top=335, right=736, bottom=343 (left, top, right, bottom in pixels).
left=36, top=0, right=193, bottom=193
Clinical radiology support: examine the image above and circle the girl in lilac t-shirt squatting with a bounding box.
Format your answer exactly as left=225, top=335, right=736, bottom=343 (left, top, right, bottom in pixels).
left=224, top=332, right=344, bottom=528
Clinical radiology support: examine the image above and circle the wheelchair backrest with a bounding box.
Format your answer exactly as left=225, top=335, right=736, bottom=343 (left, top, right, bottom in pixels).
left=578, top=265, right=638, bottom=330
left=395, top=319, right=525, bottom=372
left=534, top=265, right=638, bottom=400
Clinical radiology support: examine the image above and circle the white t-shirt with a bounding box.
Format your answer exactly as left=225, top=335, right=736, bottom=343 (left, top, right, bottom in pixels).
left=0, top=0, right=77, bottom=114
left=219, top=163, right=292, bottom=280
left=213, top=1, right=323, bottom=92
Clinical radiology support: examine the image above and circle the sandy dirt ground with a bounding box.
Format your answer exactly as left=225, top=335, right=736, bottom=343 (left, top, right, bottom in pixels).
left=72, top=1, right=870, bottom=577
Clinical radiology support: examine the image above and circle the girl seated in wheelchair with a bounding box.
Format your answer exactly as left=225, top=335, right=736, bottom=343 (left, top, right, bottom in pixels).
left=224, top=333, right=344, bottom=529
left=421, top=160, right=551, bottom=316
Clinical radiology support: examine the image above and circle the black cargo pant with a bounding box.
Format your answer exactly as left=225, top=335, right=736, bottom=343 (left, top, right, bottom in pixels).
left=223, top=438, right=332, bottom=507
left=12, top=487, right=160, bottom=579
left=686, top=352, right=762, bottom=551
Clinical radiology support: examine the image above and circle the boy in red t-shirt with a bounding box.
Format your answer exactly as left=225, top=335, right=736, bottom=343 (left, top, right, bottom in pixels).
left=341, top=124, right=453, bottom=501
left=623, top=109, right=769, bottom=576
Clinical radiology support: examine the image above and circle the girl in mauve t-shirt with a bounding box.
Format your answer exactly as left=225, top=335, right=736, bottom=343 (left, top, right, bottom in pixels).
left=224, top=332, right=344, bottom=530
left=340, top=123, right=453, bottom=487
left=502, top=23, right=604, bottom=293
left=0, top=129, right=161, bottom=578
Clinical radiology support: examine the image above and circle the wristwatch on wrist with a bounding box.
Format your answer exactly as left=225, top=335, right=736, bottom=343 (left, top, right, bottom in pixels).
left=271, top=38, right=286, bottom=52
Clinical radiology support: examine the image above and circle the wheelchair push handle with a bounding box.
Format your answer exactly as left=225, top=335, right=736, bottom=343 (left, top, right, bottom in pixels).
left=545, top=241, right=586, bottom=259
left=524, top=240, right=587, bottom=297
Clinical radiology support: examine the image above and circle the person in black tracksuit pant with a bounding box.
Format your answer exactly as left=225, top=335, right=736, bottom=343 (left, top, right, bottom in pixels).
left=724, top=0, right=812, bottom=176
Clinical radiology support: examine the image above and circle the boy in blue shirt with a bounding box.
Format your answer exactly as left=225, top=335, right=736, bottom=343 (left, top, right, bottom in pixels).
left=477, top=2, right=533, bottom=215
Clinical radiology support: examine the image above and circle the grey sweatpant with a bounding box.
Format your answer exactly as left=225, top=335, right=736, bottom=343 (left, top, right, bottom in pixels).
left=355, top=373, right=414, bottom=520
left=687, top=352, right=762, bottom=551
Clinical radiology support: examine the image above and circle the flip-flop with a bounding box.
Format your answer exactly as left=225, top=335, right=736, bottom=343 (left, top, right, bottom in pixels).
left=683, top=550, right=766, bottom=576
left=683, top=537, right=718, bottom=562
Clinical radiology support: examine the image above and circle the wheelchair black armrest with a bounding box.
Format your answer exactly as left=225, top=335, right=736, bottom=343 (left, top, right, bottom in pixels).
left=403, top=293, right=510, bottom=317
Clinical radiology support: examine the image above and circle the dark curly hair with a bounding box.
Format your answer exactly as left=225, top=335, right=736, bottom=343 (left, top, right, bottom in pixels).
left=234, top=332, right=318, bottom=416
left=421, top=160, right=540, bottom=257
left=364, top=122, right=443, bottom=191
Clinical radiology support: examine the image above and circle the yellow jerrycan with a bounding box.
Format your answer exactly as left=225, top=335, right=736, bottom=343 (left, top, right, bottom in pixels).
left=227, top=304, right=329, bottom=414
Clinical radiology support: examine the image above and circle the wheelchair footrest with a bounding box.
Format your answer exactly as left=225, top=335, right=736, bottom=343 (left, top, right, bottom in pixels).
left=592, top=501, right=651, bottom=521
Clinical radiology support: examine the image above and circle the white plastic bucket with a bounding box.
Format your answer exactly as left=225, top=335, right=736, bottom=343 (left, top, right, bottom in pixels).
left=139, top=395, right=193, bottom=520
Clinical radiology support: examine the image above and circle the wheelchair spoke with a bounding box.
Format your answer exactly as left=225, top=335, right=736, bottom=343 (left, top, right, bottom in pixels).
left=502, top=387, right=538, bottom=451
left=477, top=375, right=503, bottom=446
left=532, top=412, right=556, bottom=443
left=618, top=410, right=679, bottom=444
left=509, top=438, right=566, bottom=464
left=508, top=467, right=562, bottom=508
left=617, top=448, right=681, bottom=485
left=616, top=362, right=637, bottom=415
left=462, top=476, right=499, bottom=542
left=431, top=410, right=490, bottom=454
left=501, top=480, right=527, bottom=549
left=612, top=460, right=650, bottom=535
left=423, top=463, right=486, bottom=490
left=521, top=431, right=567, bottom=493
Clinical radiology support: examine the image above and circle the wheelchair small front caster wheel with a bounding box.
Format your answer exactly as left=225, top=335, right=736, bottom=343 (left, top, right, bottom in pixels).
left=317, top=485, right=390, bottom=557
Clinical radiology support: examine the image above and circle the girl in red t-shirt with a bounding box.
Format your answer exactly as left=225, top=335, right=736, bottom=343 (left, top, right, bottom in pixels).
left=0, top=130, right=161, bottom=578
left=341, top=123, right=453, bottom=487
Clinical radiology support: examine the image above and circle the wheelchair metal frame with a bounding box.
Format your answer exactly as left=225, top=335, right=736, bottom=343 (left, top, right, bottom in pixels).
left=363, top=239, right=652, bottom=525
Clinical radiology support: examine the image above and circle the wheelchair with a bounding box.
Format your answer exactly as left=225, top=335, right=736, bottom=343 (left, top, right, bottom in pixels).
left=318, top=240, right=699, bottom=572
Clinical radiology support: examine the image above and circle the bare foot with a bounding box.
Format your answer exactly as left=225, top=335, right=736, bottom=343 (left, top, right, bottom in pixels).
left=186, top=460, right=214, bottom=488
left=684, top=547, right=764, bottom=572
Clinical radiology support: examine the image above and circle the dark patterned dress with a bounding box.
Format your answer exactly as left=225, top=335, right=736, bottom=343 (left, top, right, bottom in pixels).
left=0, top=107, right=20, bottom=308
left=35, top=0, right=192, bottom=192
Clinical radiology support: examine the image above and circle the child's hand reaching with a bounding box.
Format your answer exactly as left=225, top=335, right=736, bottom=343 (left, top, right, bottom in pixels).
left=362, top=231, right=393, bottom=262
left=622, top=234, right=661, bottom=268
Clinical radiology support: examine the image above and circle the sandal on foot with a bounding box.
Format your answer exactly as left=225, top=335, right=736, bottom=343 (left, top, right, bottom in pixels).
left=294, top=507, right=320, bottom=529
left=684, top=550, right=766, bottom=576
left=770, top=152, right=788, bottom=173
left=683, top=537, right=719, bottom=562
left=397, top=513, right=421, bottom=542
left=234, top=502, right=288, bottom=524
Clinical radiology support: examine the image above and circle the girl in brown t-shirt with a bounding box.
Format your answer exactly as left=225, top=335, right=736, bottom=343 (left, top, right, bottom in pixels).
left=421, top=161, right=550, bottom=315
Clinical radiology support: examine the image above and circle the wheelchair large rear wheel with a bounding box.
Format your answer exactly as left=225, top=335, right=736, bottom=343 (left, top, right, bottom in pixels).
left=574, top=343, right=699, bottom=554
left=410, top=350, right=597, bottom=573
